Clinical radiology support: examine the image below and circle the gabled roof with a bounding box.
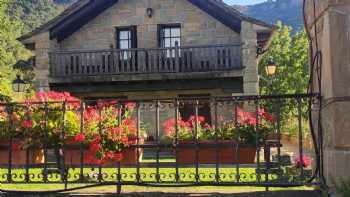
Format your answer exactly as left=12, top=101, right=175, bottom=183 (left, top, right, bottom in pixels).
left=18, top=0, right=275, bottom=43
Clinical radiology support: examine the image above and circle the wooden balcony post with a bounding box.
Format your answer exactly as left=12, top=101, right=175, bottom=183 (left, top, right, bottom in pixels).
left=175, top=42, right=180, bottom=72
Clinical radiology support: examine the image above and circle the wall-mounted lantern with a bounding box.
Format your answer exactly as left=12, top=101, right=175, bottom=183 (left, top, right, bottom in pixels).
left=12, top=75, right=29, bottom=93
left=147, top=8, right=153, bottom=18
left=265, top=57, right=277, bottom=76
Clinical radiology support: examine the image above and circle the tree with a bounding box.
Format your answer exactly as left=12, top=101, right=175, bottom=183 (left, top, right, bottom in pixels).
left=259, top=22, right=309, bottom=134
left=6, top=0, right=65, bottom=33
left=259, top=21, right=309, bottom=95
left=0, top=0, right=30, bottom=101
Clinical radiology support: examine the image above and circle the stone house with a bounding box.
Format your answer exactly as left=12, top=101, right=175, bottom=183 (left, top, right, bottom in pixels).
left=18, top=0, right=274, bottom=131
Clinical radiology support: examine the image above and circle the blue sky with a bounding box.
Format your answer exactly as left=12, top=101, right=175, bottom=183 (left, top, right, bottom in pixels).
left=223, top=0, right=266, bottom=5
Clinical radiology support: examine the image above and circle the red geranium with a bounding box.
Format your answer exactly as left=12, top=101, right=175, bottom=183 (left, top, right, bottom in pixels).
left=89, top=137, right=101, bottom=153
left=236, top=107, right=275, bottom=126
left=125, top=102, right=136, bottom=110
left=74, top=133, right=86, bottom=143
left=114, top=153, right=124, bottom=161
left=22, top=119, right=33, bottom=129
left=237, top=107, right=257, bottom=126
left=294, top=155, right=312, bottom=168
left=162, top=117, right=189, bottom=137
left=122, top=118, right=137, bottom=134
left=12, top=141, right=22, bottom=151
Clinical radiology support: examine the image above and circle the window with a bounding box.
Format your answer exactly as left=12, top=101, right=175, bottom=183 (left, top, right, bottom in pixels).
left=116, top=26, right=137, bottom=59
left=159, top=24, right=181, bottom=57
left=178, top=94, right=212, bottom=125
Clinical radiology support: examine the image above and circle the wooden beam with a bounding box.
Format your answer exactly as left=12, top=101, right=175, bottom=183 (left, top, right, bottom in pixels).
left=50, top=78, right=243, bottom=94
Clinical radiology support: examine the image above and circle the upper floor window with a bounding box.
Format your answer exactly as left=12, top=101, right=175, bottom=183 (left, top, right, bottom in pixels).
left=159, top=24, right=181, bottom=58
left=116, top=26, right=137, bottom=59
left=159, top=24, right=181, bottom=48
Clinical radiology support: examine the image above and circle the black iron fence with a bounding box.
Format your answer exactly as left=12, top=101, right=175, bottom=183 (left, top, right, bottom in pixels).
left=0, top=94, right=320, bottom=193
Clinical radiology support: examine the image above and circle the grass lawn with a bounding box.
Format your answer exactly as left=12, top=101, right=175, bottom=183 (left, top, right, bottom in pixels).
left=0, top=184, right=316, bottom=193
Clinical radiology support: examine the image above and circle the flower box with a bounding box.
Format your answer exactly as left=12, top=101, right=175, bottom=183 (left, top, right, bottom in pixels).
left=175, top=140, right=256, bottom=164
left=63, top=139, right=144, bottom=167
left=0, top=140, right=44, bottom=166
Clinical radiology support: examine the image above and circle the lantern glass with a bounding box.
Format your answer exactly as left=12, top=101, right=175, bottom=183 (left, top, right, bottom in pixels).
left=12, top=75, right=27, bottom=93
left=265, top=65, right=277, bottom=76
left=265, top=58, right=277, bottom=76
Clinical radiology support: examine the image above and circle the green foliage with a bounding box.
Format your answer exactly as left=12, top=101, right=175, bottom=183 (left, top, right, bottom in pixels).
left=259, top=22, right=309, bottom=96
left=0, top=0, right=69, bottom=101
left=336, top=179, right=350, bottom=197
left=259, top=22, right=309, bottom=134
left=0, top=1, right=27, bottom=100
left=6, top=0, right=71, bottom=33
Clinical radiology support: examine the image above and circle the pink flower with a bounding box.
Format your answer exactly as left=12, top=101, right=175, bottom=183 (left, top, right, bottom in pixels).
left=89, top=137, right=101, bottom=153
left=258, top=108, right=276, bottom=123
left=97, top=100, right=109, bottom=109
left=125, top=102, right=136, bottom=110
left=84, top=106, right=100, bottom=122
left=109, top=100, right=118, bottom=105
left=188, top=115, right=205, bottom=124
left=122, top=118, right=137, bottom=134
left=12, top=142, right=22, bottom=151
left=162, top=118, right=189, bottom=137
left=35, top=91, right=48, bottom=102
left=110, top=127, right=123, bottom=136
left=22, top=120, right=33, bottom=129
left=24, top=99, right=33, bottom=107
left=74, top=134, right=86, bottom=143
left=105, top=151, right=115, bottom=160
left=114, top=153, right=124, bottom=161
left=294, top=155, right=312, bottom=168
left=85, top=154, right=103, bottom=165
left=237, top=107, right=257, bottom=126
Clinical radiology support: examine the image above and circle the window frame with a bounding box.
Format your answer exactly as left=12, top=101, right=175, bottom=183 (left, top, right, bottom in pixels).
left=115, top=26, right=137, bottom=50
left=178, top=94, right=212, bottom=125
left=158, top=24, right=181, bottom=48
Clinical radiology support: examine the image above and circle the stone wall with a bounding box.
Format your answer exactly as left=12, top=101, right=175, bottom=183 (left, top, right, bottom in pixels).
left=59, top=0, right=240, bottom=50
left=21, top=32, right=58, bottom=90
left=241, top=21, right=259, bottom=95
left=305, top=0, right=350, bottom=194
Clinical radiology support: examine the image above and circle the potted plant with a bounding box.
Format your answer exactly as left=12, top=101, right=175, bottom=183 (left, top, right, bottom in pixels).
left=0, top=104, right=45, bottom=166
left=64, top=100, right=146, bottom=167
left=163, top=107, right=275, bottom=164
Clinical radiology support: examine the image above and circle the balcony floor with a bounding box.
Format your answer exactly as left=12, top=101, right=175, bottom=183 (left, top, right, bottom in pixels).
left=49, top=69, right=245, bottom=84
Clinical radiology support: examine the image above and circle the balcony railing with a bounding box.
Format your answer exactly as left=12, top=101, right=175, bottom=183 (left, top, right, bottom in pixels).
left=49, top=44, right=242, bottom=77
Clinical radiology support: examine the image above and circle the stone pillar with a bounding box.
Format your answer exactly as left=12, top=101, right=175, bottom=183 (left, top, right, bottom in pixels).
left=305, top=1, right=350, bottom=195
left=241, top=21, right=259, bottom=95
left=22, top=32, right=58, bottom=91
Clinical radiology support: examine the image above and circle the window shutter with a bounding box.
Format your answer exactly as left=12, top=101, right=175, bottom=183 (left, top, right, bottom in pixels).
left=131, top=26, right=137, bottom=48
left=157, top=25, right=162, bottom=48
left=116, top=29, right=120, bottom=49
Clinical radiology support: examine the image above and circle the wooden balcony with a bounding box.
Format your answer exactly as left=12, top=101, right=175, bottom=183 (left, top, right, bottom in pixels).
left=49, top=44, right=243, bottom=83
